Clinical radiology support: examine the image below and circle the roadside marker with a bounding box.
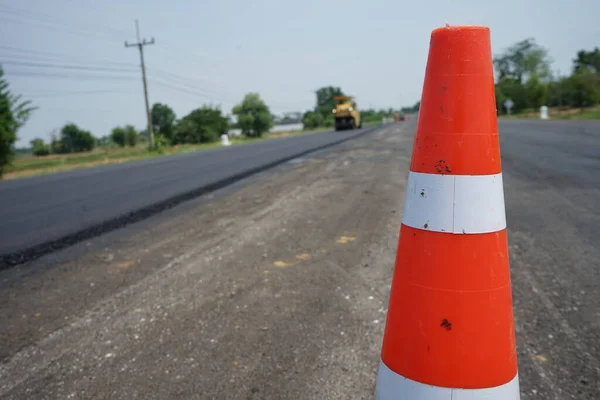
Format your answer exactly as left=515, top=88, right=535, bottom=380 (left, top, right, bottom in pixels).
left=375, top=25, right=520, bottom=399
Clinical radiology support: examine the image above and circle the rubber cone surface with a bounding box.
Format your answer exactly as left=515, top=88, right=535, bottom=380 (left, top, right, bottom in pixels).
left=375, top=26, right=520, bottom=399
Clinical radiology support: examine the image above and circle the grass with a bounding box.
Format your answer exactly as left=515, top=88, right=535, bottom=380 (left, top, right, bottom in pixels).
left=552, top=107, right=600, bottom=120
left=5, top=125, right=366, bottom=180
left=500, top=105, right=600, bottom=120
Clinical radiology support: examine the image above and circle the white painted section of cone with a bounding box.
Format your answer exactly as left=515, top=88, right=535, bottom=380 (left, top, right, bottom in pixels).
left=402, top=172, right=506, bottom=234
left=375, top=360, right=520, bottom=399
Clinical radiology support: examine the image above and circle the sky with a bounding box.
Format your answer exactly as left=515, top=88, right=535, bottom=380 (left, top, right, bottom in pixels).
left=1, top=0, right=599, bottom=147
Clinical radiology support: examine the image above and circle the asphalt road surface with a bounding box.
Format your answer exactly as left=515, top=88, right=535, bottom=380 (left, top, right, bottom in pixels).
left=0, top=120, right=599, bottom=399
left=0, top=127, right=375, bottom=264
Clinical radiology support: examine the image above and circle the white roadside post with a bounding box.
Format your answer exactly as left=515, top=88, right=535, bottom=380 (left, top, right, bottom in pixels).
left=504, top=98, right=514, bottom=115
left=220, top=134, right=231, bottom=146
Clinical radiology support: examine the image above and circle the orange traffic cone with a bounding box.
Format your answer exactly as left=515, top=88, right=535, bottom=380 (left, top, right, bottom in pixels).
left=375, top=26, right=520, bottom=399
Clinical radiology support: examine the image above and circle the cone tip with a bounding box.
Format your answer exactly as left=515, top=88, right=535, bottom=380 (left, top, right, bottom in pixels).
left=432, top=24, right=489, bottom=36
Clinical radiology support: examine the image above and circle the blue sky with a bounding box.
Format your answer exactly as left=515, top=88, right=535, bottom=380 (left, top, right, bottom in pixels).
left=1, top=0, right=599, bottom=147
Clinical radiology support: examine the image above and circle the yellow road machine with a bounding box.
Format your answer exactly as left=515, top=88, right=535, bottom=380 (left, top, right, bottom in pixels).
left=333, top=95, right=362, bottom=131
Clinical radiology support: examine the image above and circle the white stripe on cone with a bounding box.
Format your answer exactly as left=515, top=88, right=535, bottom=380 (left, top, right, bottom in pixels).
left=375, top=360, right=520, bottom=400
left=402, top=172, right=506, bottom=234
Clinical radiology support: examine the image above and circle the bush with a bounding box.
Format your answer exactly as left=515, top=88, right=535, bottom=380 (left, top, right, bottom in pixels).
left=30, top=138, right=50, bottom=156
left=110, top=127, right=126, bottom=147
left=566, top=71, right=600, bottom=107
left=173, top=106, right=228, bottom=144
left=151, top=103, right=176, bottom=143
left=153, top=134, right=169, bottom=154
left=124, top=125, right=138, bottom=147
left=58, top=123, right=95, bottom=153
left=1, top=67, right=36, bottom=177
left=232, top=93, right=273, bottom=137
left=302, top=111, right=324, bottom=129
left=111, top=125, right=138, bottom=147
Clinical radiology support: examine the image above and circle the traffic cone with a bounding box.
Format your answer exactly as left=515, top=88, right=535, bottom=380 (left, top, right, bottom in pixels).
left=375, top=26, right=520, bottom=399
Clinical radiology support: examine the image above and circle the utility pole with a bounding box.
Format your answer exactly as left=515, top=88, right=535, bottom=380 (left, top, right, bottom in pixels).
left=125, top=20, right=155, bottom=149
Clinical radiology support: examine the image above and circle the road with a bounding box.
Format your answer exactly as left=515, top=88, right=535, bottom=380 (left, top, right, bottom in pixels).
left=0, top=120, right=599, bottom=399
left=0, top=127, right=376, bottom=266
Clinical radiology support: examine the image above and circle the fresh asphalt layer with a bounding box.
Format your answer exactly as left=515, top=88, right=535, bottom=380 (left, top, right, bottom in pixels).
left=0, top=126, right=378, bottom=268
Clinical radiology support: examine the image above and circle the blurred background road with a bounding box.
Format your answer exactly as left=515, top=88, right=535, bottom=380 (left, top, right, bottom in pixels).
left=1, top=119, right=598, bottom=399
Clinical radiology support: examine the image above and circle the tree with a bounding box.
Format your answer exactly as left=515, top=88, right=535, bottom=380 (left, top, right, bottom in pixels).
left=361, top=109, right=384, bottom=123
left=232, top=93, right=273, bottom=137
left=302, top=111, right=325, bottom=129
left=30, top=138, right=50, bottom=156
left=97, top=135, right=111, bottom=147
left=151, top=103, right=176, bottom=143
left=401, top=101, right=420, bottom=113
left=125, top=125, right=138, bottom=147
left=315, top=86, right=344, bottom=118
left=493, top=38, right=551, bottom=83
left=50, top=132, right=65, bottom=154
left=0, top=67, right=36, bottom=177
left=525, top=74, right=549, bottom=109
left=110, top=125, right=138, bottom=147
left=299, top=86, right=346, bottom=130
left=573, top=48, right=600, bottom=74
left=495, top=78, right=529, bottom=113
left=59, top=123, right=95, bottom=153
left=110, top=126, right=126, bottom=147
left=173, top=105, right=229, bottom=144
left=492, top=38, right=553, bottom=113
left=566, top=70, right=600, bottom=108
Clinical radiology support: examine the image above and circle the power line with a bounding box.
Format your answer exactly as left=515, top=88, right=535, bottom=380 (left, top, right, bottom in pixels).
left=1, top=55, right=238, bottom=103
left=42, top=106, right=124, bottom=114
left=156, top=45, right=224, bottom=73
left=153, top=46, right=233, bottom=94
left=150, top=79, right=233, bottom=105
left=1, top=57, right=237, bottom=102
left=0, top=51, right=226, bottom=93
left=0, top=45, right=138, bottom=68
left=4, top=71, right=138, bottom=81
left=147, top=71, right=236, bottom=101
left=149, top=67, right=238, bottom=96
left=1, top=60, right=139, bottom=73
left=0, top=45, right=77, bottom=59
left=20, top=89, right=136, bottom=98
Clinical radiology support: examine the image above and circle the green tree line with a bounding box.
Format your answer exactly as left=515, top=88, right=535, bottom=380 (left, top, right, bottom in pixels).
left=401, top=42, right=600, bottom=116
left=401, top=102, right=420, bottom=114
left=400, top=40, right=599, bottom=116
left=29, top=93, right=274, bottom=158
left=494, top=39, right=599, bottom=114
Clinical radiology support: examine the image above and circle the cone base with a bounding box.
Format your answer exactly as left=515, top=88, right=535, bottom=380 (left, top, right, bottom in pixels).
left=375, top=360, right=520, bottom=400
